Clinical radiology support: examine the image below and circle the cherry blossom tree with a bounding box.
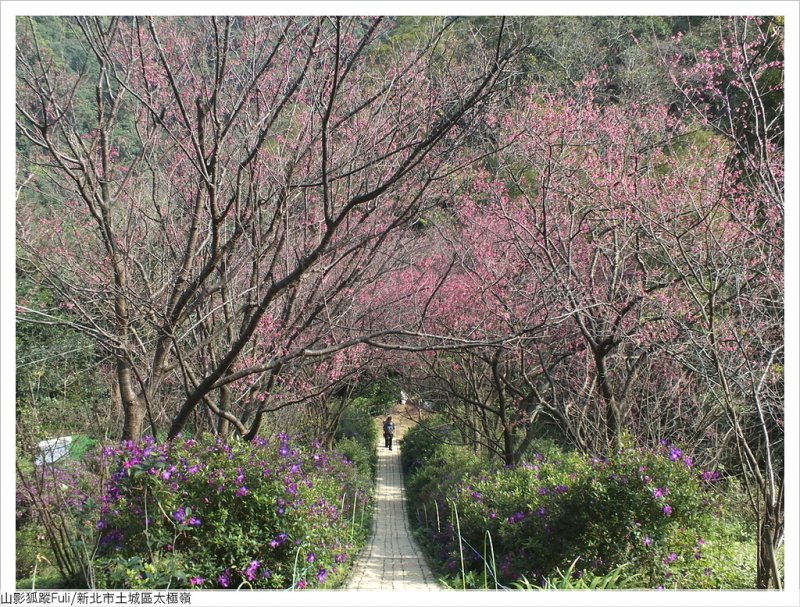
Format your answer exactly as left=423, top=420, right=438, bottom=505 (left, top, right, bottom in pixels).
left=652, top=17, right=785, bottom=588
left=17, top=16, right=520, bottom=440
left=390, top=84, right=693, bottom=459
left=371, top=58, right=783, bottom=593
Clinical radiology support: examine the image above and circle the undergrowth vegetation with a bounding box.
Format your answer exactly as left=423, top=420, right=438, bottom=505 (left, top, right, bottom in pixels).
left=402, top=419, right=760, bottom=589
left=17, top=406, right=377, bottom=590
left=94, top=434, right=372, bottom=589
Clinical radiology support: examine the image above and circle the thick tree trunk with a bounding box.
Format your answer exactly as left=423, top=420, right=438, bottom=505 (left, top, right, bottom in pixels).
left=502, top=422, right=515, bottom=467
left=118, top=359, right=146, bottom=440
left=756, top=501, right=783, bottom=589
left=217, top=385, right=231, bottom=436
left=594, top=349, right=623, bottom=453
left=122, top=403, right=146, bottom=442
left=606, top=401, right=623, bottom=453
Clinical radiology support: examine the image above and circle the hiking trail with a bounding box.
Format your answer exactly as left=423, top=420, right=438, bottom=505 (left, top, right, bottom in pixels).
left=346, top=405, right=440, bottom=591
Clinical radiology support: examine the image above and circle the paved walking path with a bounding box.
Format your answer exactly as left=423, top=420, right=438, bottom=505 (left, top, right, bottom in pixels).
left=346, top=416, right=441, bottom=590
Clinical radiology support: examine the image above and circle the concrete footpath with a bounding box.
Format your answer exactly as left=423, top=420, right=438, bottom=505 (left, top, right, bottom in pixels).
left=345, top=428, right=440, bottom=591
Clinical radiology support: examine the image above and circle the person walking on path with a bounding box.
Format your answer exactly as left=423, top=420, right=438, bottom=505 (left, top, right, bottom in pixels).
left=346, top=408, right=440, bottom=590
left=383, top=416, right=395, bottom=450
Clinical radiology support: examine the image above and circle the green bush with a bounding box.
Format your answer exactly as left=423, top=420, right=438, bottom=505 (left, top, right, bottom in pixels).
left=408, top=439, right=752, bottom=589
left=335, top=436, right=374, bottom=480
left=335, top=403, right=378, bottom=476
left=349, top=380, right=395, bottom=417
left=399, top=415, right=459, bottom=475
left=405, top=443, right=484, bottom=509
left=16, top=451, right=107, bottom=588
left=401, top=422, right=485, bottom=575
left=336, top=404, right=378, bottom=451
left=16, top=524, right=47, bottom=582
left=93, top=434, right=373, bottom=589
left=68, top=435, right=98, bottom=461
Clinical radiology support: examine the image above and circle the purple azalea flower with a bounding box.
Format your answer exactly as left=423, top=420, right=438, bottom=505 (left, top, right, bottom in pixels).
left=662, top=505, right=673, bottom=517
left=507, top=511, right=525, bottom=524
left=189, top=576, right=205, bottom=586
left=245, top=560, right=261, bottom=581
left=173, top=507, right=187, bottom=523
left=317, top=568, right=328, bottom=583
left=235, top=486, right=250, bottom=498
left=99, top=528, right=125, bottom=546
left=187, top=517, right=202, bottom=526
left=307, top=552, right=316, bottom=564
left=669, top=447, right=683, bottom=461
left=218, top=570, right=231, bottom=588
left=296, top=579, right=307, bottom=590
left=335, top=553, right=347, bottom=563
left=643, top=536, right=653, bottom=546
left=664, top=552, right=678, bottom=564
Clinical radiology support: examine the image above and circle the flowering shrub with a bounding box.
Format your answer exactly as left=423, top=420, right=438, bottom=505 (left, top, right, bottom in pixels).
left=335, top=403, right=379, bottom=477
left=405, top=434, right=747, bottom=588
left=334, top=436, right=375, bottom=481
left=95, top=434, right=372, bottom=589
left=16, top=449, right=109, bottom=586
left=399, top=415, right=459, bottom=475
